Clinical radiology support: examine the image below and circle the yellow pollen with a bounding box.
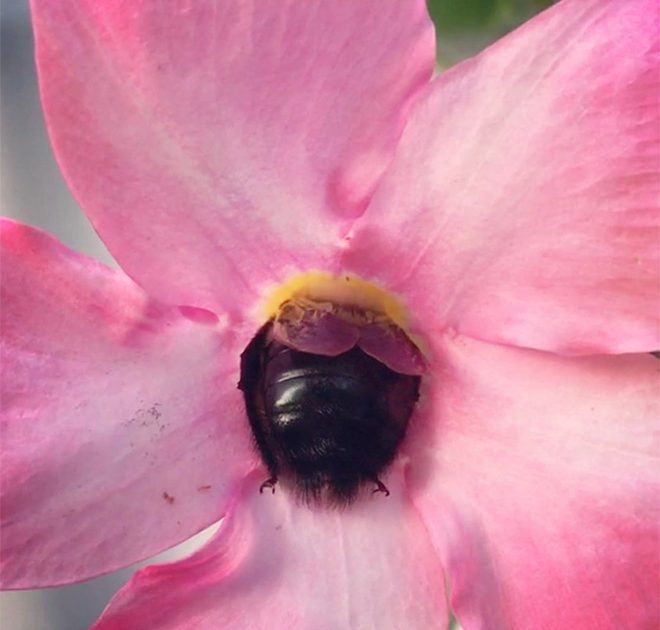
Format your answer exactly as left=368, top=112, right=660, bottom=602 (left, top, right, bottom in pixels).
left=262, top=271, right=410, bottom=330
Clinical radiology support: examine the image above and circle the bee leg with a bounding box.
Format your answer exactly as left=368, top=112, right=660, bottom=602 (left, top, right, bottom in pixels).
left=259, top=476, right=278, bottom=494
left=371, top=478, right=390, bottom=497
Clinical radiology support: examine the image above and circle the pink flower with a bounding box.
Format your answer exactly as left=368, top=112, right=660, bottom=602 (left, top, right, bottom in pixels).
left=2, top=0, right=658, bottom=627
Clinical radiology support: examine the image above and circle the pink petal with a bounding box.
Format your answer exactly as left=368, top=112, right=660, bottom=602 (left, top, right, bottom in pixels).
left=406, top=334, right=659, bottom=629
left=93, top=470, right=448, bottom=630
left=0, top=220, right=256, bottom=588
left=344, top=0, right=660, bottom=355
left=32, top=0, right=435, bottom=317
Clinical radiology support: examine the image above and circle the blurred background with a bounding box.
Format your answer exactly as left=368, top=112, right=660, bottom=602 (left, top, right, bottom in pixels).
left=1, top=1, right=552, bottom=628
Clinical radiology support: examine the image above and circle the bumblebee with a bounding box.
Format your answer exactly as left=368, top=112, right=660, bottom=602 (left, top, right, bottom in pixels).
left=239, top=307, right=421, bottom=505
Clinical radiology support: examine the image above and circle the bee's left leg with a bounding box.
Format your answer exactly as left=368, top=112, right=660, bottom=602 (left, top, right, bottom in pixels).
left=370, top=478, right=390, bottom=497
left=259, top=476, right=278, bottom=494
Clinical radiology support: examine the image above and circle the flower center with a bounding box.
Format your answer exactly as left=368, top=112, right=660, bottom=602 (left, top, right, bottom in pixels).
left=262, top=271, right=410, bottom=329
left=260, top=272, right=426, bottom=373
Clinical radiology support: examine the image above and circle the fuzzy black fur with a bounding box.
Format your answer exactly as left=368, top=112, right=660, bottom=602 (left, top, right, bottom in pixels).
left=239, top=322, right=420, bottom=506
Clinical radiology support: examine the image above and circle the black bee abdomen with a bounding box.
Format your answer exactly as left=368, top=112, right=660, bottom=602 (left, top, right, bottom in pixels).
left=239, top=323, right=420, bottom=505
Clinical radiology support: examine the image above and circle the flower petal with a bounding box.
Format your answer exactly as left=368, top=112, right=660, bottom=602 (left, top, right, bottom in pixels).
left=93, top=470, right=448, bottom=630
left=344, top=0, right=660, bottom=355
left=31, top=0, right=435, bottom=317
left=0, top=220, right=256, bottom=588
left=406, top=334, right=659, bottom=629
